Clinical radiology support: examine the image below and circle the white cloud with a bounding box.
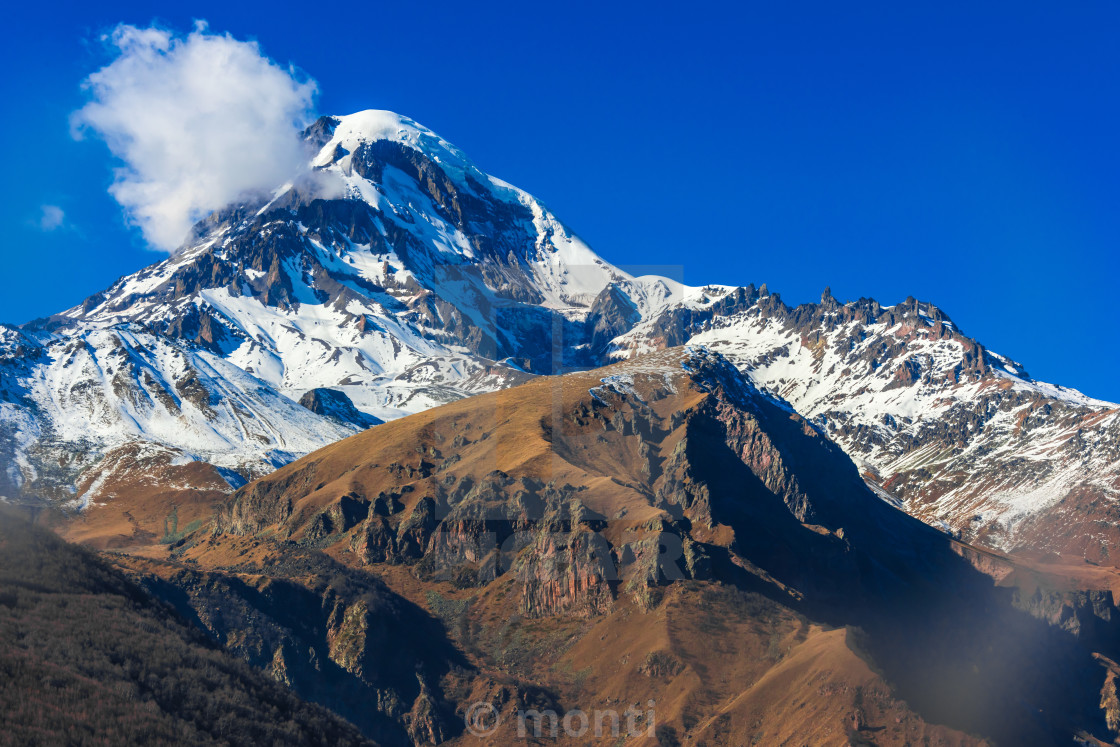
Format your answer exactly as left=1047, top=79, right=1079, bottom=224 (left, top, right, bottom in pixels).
left=72, top=22, right=317, bottom=252
left=38, top=205, right=66, bottom=232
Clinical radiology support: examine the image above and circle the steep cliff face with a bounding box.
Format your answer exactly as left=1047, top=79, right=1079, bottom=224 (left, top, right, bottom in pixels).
left=299, top=387, right=381, bottom=428
left=117, top=547, right=463, bottom=746
left=516, top=527, right=616, bottom=618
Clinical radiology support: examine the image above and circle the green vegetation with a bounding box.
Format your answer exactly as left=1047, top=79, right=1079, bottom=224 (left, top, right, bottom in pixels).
left=159, top=506, right=204, bottom=546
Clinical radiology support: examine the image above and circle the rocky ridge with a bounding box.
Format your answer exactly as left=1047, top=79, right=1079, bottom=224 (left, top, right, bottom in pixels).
left=616, top=285, right=1120, bottom=557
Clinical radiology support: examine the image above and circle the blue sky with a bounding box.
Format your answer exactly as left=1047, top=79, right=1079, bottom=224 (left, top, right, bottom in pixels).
left=4, top=1, right=1119, bottom=399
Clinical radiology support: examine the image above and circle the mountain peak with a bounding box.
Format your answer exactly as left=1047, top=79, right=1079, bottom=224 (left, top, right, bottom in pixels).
left=309, top=109, right=485, bottom=188
left=318, top=109, right=428, bottom=145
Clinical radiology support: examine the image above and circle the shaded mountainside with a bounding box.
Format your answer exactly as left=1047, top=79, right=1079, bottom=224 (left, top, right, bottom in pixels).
left=114, top=548, right=468, bottom=746
left=0, top=510, right=375, bottom=746
left=122, top=348, right=1120, bottom=745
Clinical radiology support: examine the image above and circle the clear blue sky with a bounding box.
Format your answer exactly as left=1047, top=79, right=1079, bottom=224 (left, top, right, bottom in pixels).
left=4, top=1, right=1119, bottom=399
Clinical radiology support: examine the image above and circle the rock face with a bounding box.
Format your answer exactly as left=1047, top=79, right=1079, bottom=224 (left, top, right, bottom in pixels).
left=515, top=515, right=616, bottom=618
left=120, top=547, right=463, bottom=747
left=299, top=387, right=381, bottom=428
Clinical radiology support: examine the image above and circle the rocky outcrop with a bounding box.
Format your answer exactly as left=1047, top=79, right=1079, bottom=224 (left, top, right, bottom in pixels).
left=216, top=466, right=314, bottom=535
left=1096, top=655, right=1120, bottom=737
left=121, top=549, right=462, bottom=746
left=587, top=284, right=642, bottom=358
left=299, top=388, right=380, bottom=429
left=405, top=674, right=450, bottom=745
left=517, top=528, right=615, bottom=617
left=1011, top=587, right=1119, bottom=639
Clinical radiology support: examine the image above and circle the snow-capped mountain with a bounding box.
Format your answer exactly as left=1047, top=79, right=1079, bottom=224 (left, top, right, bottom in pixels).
left=3, top=109, right=1118, bottom=560
left=1, top=111, right=624, bottom=507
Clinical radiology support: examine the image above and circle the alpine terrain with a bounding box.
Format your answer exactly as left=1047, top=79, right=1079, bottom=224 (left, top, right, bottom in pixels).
left=2, top=108, right=1120, bottom=746
left=1, top=109, right=1116, bottom=563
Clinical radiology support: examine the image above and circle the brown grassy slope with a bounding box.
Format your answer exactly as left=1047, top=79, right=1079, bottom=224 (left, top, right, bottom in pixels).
left=217, top=363, right=684, bottom=536
left=176, top=350, right=1002, bottom=743
left=57, top=442, right=233, bottom=551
